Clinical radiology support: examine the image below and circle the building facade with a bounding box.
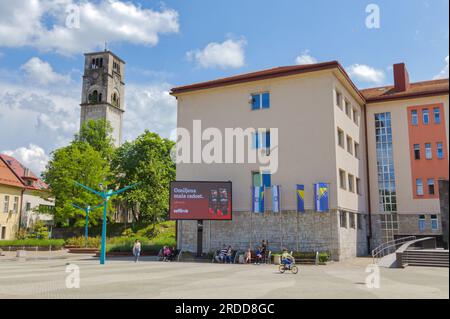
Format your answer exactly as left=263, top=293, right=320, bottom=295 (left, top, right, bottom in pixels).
left=362, top=63, right=449, bottom=247
left=0, top=157, right=23, bottom=240
left=80, top=51, right=125, bottom=147
left=0, top=154, right=54, bottom=230
left=171, top=61, right=449, bottom=260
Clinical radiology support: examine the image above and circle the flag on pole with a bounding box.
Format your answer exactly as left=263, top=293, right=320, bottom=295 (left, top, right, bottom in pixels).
left=272, top=185, right=280, bottom=213
left=314, top=183, right=329, bottom=212
left=252, top=186, right=265, bottom=213
left=296, top=184, right=305, bottom=213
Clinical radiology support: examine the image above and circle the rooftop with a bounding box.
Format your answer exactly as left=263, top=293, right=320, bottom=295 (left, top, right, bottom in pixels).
left=0, top=157, right=23, bottom=189
left=0, top=154, right=49, bottom=191
left=361, top=79, right=449, bottom=103
left=171, top=61, right=449, bottom=103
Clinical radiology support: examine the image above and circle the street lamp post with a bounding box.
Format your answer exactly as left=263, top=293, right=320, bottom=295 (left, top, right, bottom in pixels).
left=74, top=181, right=140, bottom=265
left=71, top=202, right=103, bottom=246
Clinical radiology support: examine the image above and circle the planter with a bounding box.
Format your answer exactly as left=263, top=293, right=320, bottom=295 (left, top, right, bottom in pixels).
left=273, top=255, right=281, bottom=265
left=95, top=251, right=157, bottom=257
left=68, top=247, right=99, bottom=254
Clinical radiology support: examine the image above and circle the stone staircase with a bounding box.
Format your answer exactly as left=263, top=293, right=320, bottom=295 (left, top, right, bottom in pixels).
left=402, top=249, right=449, bottom=267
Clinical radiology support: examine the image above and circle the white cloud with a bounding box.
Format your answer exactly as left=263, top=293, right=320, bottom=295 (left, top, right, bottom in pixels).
left=21, top=57, right=71, bottom=85
left=434, top=55, right=449, bottom=79
left=0, top=0, right=180, bottom=55
left=3, top=144, right=49, bottom=176
left=346, top=64, right=386, bottom=84
left=187, top=38, right=246, bottom=69
left=123, top=83, right=177, bottom=142
left=295, top=51, right=317, bottom=65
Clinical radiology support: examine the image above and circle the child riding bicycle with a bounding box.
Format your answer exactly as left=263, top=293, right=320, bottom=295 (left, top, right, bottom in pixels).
left=281, top=248, right=294, bottom=269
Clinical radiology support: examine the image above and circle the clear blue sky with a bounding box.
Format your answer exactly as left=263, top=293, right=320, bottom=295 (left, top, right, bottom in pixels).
left=0, top=0, right=448, bottom=174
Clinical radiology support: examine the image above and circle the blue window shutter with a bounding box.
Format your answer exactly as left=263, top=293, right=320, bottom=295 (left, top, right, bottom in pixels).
left=265, top=131, right=270, bottom=148
left=262, top=92, right=270, bottom=108
left=252, top=132, right=260, bottom=149
left=262, top=173, right=271, bottom=187
left=252, top=94, right=260, bottom=110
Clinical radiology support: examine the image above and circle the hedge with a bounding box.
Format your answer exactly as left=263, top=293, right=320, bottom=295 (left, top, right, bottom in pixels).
left=0, top=239, right=65, bottom=249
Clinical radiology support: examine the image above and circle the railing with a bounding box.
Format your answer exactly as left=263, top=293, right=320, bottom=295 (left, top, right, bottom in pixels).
left=372, top=236, right=416, bottom=264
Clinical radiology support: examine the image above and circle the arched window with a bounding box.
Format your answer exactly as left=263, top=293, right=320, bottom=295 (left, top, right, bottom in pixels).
left=98, top=93, right=102, bottom=102
left=111, top=92, right=119, bottom=107
left=88, top=90, right=98, bottom=103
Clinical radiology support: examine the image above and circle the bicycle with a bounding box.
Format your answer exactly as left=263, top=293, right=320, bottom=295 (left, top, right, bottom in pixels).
left=278, top=260, right=298, bottom=274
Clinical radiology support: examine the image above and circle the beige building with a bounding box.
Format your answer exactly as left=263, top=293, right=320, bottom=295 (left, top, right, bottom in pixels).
left=171, top=61, right=449, bottom=259
left=0, top=157, right=23, bottom=240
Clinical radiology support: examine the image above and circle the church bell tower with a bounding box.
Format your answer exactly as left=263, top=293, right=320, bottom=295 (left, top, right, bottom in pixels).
left=80, top=51, right=125, bottom=147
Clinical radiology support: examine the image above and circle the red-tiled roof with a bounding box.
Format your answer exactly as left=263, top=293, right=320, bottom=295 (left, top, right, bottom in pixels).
left=0, top=154, right=49, bottom=191
left=171, top=62, right=449, bottom=104
left=361, top=79, right=449, bottom=103
left=0, top=157, right=24, bottom=189
left=171, top=61, right=364, bottom=101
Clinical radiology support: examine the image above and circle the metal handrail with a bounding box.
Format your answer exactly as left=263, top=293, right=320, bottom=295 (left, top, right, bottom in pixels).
left=372, top=236, right=416, bottom=264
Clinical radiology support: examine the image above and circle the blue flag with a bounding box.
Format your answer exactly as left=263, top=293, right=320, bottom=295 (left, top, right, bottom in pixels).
left=272, top=185, right=280, bottom=213
left=314, top=183, right=329, bottom=212
left=252, top=186, right=265, bottom=213
left=296, top=184, right=305, bottom=213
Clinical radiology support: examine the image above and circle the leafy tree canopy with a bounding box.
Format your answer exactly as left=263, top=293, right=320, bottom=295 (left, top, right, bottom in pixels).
left=111, top=130, right=175, bottom=224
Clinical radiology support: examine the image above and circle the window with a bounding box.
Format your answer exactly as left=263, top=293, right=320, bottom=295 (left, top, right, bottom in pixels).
left=337, top=128, right=344, bottom=148
left=251, top=92, right=270, bottom=110
left=88, top=90, right=99, bottom=103
left=25, top=202, right=31, bottom=211
left=425, top=143, right=432, bottom=159
left=437, top=142, right=444, bottom=159
left=3, top=196, right=9, bottom=213
left=13, top=197, right=18, bottom=213
left=434, top=107, right=441, bottom=124
left=431, top=215, right=438, bottom=230
left=350, top=213, right=356, bottom=228
left=352, top=109, right=359, bottom=125
left=375, top=112, right=397, bottom=212
left=340, top=211, right=347, bottom=228
left=357, top=214, right=363, bottom=230
left=336, top=90, right=342, bottom=109
left=354, top=142, right=360, bottom=159
left=345, top=100, right=351, bottom=118
left=428, top=179, right=435, bottom=195
left=1, top=226, right=5, bottom=240
left=252, top=171, right=271, bottom=187
left=416, top=178, right=424, bottom=196
left=422, top=109, right=429, bottom=125
left=91, top=57, right=103, bottom=69
left=418, top=215, right=426, bottom=231
left=339, top=169, right=346, bottom=190
left=346, top=135, right=353, bottom=155
left=252, top=130, right=270, bottom=155
left=413, top=144, right=420, bottom=160
left=113, top=61, right=120, bottom=73
left=356, top=178, right=362, bottom=195
left=348, top=174, right=355, bottom=193
left=411, top=110, right=418, bottom=125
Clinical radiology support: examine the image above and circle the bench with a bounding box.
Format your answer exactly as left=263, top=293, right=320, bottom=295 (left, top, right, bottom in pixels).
left=242, top=250, right=271, bottom=264
left=212, top=250, right=239, bottom=263
left=158, top=248, right=182, bottom=262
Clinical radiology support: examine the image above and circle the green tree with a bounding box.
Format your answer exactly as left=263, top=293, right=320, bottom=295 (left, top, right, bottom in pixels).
left=111, top=131, right=175, bottom=224
left=75, top=119, right=114, bottom=160
left=42, top=141, right=110, bottom=227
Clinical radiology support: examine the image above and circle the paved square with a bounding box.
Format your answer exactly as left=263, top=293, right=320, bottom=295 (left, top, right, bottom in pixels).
left=0, top=251, right=448, bottom=299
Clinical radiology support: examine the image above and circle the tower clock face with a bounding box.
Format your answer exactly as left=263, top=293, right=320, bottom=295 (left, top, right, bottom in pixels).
left=113, top=74, right=120, bottom=86
left=92, top=72, right=99, bottom=80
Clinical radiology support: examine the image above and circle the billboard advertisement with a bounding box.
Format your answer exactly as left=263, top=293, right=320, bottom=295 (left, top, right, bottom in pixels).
left=169, top=181, right=232, bottom=220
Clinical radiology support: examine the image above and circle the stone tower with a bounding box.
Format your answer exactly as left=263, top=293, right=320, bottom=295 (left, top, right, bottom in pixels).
left=80, top=51, right=125, bottom=147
